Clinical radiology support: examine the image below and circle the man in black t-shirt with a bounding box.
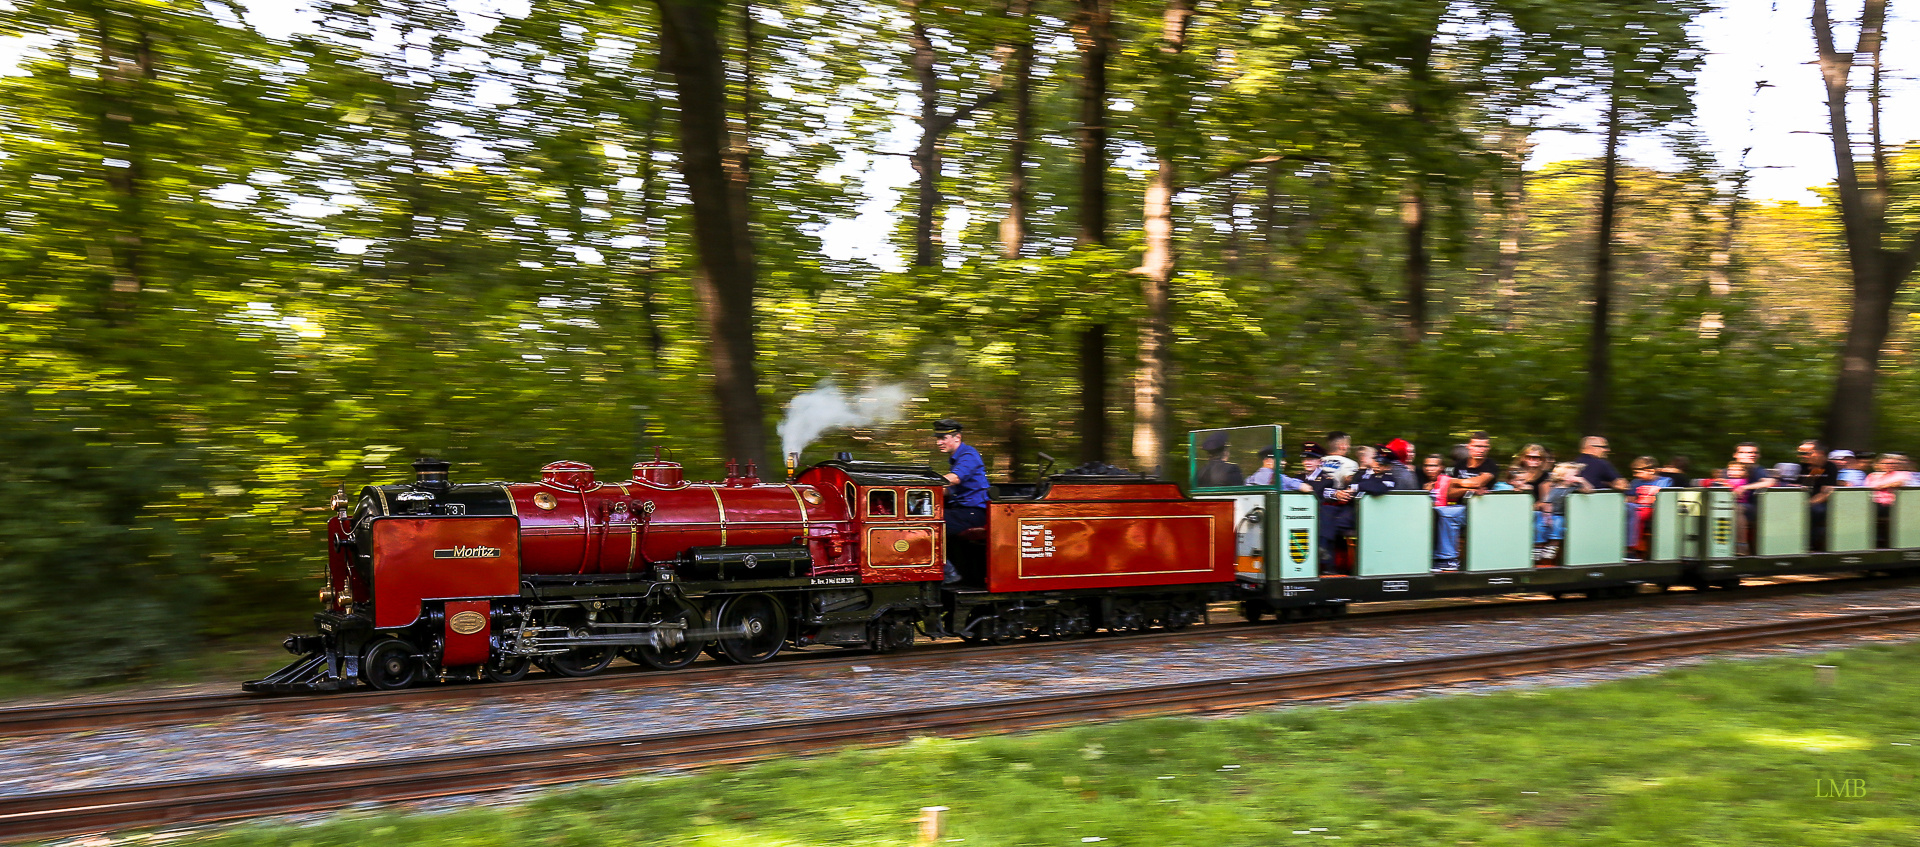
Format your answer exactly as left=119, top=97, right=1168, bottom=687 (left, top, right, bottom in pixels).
left=1571, top=436, right=1626, bottom=491
left=1795, top=439, right=1839, bottom=549
left=1451, top=432, right=1499, bottom=490
left=1433, top=432, right=1497, bottom=571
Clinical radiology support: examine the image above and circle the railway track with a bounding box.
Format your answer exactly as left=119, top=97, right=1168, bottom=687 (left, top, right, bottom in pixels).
left=3, top=572, right=1915, bottom=737
left=4, top=605, right=1919, bottom=843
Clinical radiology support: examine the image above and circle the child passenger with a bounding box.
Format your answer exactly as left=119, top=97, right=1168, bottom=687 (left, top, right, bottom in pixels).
left=1535, top=462, right=1592, bottom=564
left=1626, top=456, right=1672, bottom=559
left=1705, top=463, right=1752, bottom=553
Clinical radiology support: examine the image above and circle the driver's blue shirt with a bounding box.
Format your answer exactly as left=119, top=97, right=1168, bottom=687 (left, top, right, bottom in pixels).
left=946, top=442, right=990, bottom=509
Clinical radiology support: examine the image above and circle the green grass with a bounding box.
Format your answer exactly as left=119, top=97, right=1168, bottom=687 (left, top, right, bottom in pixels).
left=168, top=641, right=1920, bottom=847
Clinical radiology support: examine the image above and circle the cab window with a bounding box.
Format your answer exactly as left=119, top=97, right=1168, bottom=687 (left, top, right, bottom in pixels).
left=867, top=489, right=897, bottom=517
left=906, top=489, right=935, bottom=517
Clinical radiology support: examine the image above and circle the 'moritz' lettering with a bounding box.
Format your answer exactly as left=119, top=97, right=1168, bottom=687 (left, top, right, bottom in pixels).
left=434, top=545, right=501, bottom=559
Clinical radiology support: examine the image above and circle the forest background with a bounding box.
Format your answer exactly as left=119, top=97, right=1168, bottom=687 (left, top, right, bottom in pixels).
left=0, top=0, right=1916, bottom=682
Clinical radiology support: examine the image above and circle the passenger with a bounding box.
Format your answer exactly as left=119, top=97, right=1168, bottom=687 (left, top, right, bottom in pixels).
left=1570, top=435, right=1626, bottom=491
left=1626, top=456, right=1672, bottom=559
left=1384, top=438, right=1420, bottom=490
left=934, top=418, right=991, bottom=583
left=1320, top=431, right=1358, bottom=487
left=1795, top=440, right=1840, bottom=550
left=1321, top=450, right=1362, bottom=574
left=1866, top=454, right=1910, bottom=543
left=1194, top=431, right=1246, bottom=487
left=1507, top=443, right=1552, bottom=495
left=1731, top=441, right=1777, bottom=496
left=1246, top=446, right=1281, bottom=487
left=1535, top=462, right=1592, bottom=564
left=1832, top=449, right=1865, bottom=486
left=1658, top=455, right=1694, bottom=488
left=1847, top=451, right=1875, bottom=485
left=1433, top=433, right=1497, bottom=572
left=1298, top=443, right=1325, bottom=485
left=1354, top=446, right=1399, bottom=499
left=1249, top=446, right=1310, bottom=491
left=1709, top=461, right=1756, bottom=553
left=1417, top=453, right=1446, bottom=489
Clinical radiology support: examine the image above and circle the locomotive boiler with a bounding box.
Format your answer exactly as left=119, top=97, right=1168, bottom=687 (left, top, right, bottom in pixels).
left=247, top=455, right=946, bottom=692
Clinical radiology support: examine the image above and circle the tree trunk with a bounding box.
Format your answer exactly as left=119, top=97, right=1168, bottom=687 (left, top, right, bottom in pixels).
left=1073, top=0, right=1112, bottom=248
left=1080, top=324, right=1108, bottom=465
left=92, top=7, right=154, bottom=305
left=1580, top=87, right=1621, bottom=437
left=906, top=5, right=941, bottom=267
left=1129, top=0, right=1192, bottom=476
left=1074, top=0, right=1113, bottom=466
left=657, top=0, right=766, bottom=468
left=1401, top=185, right=1429, bottom=342
left=1492, top=128, right=1529, bottom=327
left=1133, top=159, right=1175, bottom=475
left=999, top=0, right=1033, bottom=259
left=1400, top=28, right=1437, bottom=343
left=1260, top=162, right=1280, bottom=279
left=1814, top=0, right=1920, bottom=449
left=728, top=0, right=756, bottom=278
left=903, top=0, right=1002, bottom=268
left=1699, top=168, right=1747, bottom=338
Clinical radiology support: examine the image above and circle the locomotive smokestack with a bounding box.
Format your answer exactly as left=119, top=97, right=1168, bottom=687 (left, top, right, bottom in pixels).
left=412, top=457, right=451, bottom=491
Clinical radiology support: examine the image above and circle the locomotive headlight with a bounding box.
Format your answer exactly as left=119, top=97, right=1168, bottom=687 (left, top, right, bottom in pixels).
left=338, top=589, right=354, bottom=608
left=319, top=588, right=336, bottom=606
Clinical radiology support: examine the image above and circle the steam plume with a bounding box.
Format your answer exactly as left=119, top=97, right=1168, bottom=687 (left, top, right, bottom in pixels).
left=779, top=380, right=911, bottom=459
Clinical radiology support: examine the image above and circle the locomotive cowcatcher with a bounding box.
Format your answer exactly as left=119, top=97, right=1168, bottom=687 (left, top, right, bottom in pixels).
left=245, top=453, right=1234, bottom=692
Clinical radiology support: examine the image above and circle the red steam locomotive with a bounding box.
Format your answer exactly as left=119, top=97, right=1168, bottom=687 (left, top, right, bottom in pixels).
left=246, top=454, right=1233, bottom=692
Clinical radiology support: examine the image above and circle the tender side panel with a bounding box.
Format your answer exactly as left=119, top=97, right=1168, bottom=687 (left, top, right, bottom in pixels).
left=1756, top=488, right=1809, bottom=557
left=1357, top=493, right=1430, bottom=577
left=1564, top=491, right=1626, bottom=567
left=985, top=498, right=1232, bottom=593
left=1465, top=492, right=1532, bottom=572
left=1894, top=489, right=1920, bottom=550
left=1828, top=487, right=1875, bottom=553
left=371, top=517, right=521, bottom=629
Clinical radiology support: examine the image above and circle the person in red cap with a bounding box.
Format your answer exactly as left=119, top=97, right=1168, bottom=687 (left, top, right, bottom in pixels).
left=1383, top=438, right=1418, bottom=490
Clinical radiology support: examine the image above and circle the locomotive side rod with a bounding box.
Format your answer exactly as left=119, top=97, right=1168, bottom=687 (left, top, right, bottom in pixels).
left=4, top=607, right=1920, bottom=843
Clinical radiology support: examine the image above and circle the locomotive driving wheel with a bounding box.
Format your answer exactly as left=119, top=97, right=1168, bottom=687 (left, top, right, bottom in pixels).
left=483, top=652, right=531, bottom=683
left=713, top=593, right=787, bottom=664
left=624, top=598, right=706, bottom=670
left=362, top=637, right=421, bottom=690
left=543, top=627, right=617, bottom=677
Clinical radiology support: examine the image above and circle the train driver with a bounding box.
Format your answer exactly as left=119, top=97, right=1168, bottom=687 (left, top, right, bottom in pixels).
left=935, top=418, right=991, bottom=585
left=934, top=418, right=991, bottom=531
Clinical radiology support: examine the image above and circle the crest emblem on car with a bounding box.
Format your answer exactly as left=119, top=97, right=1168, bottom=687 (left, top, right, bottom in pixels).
left=1289, top=528, right=1310, bottom=565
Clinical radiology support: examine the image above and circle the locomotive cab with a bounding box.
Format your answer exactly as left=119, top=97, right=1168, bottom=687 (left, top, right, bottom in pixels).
left=795, top=459, right=949, bottom=584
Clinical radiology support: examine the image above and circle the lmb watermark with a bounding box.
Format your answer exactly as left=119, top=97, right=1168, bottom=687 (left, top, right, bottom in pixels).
left=1814, top=779, right=1867, bottom=798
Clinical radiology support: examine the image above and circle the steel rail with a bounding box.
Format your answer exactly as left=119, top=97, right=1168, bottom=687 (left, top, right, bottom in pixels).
left=4, top=606, right=1918, bottom=843
left=1, top=572, right=1913, bottom=737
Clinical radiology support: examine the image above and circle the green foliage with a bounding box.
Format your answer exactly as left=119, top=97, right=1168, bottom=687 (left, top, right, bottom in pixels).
left=194, top=641, right=1920, bottom=846
left=0, top=395, right=205, bottom=683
